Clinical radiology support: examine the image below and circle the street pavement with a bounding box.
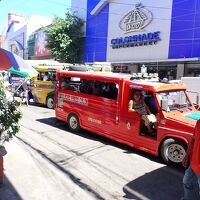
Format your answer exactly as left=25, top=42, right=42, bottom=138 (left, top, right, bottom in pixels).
left=0, top=104, right=198, bottom=200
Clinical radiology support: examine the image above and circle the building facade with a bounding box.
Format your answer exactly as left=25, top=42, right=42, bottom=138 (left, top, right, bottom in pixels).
left=72, top=0, right=200, bottom=79
left=4, top=13, right=52, bottom=59
left=0, top=36, right=5, bottom=48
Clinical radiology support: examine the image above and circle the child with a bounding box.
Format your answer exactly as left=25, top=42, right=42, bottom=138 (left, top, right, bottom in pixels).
left=20, top=89, right=29, bottom=106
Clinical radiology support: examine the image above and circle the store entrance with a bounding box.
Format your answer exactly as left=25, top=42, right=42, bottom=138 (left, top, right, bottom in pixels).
left=139, top=65, right=177, bottom=81
left=188, top=68, right=200, bottom=77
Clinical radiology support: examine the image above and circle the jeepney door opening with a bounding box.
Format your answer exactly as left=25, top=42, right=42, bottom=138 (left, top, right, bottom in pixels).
left=129, top=89, right=158, bottom=138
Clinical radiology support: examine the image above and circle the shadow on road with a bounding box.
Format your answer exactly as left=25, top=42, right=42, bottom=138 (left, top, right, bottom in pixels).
left=123, top=166, right=200, bottom=200
left=36, top=117, right=165, bottom=165
left=123, top=166, right=182, bottom=200
left=0, top=175, right=23, bottom=200
left=16, top=136, right=105, bottom=200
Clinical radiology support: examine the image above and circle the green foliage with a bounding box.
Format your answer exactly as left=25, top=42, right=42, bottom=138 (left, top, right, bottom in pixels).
left=0, top=81, right=22, bottom=145
left=46, top=12, right=84, bottom=63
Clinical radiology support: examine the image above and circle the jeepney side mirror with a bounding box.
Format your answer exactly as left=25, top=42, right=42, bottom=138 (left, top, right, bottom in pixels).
left=161, top=99, right=169, bottom=112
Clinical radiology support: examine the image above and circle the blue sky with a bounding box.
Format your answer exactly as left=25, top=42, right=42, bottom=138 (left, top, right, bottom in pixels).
left=0, top=0, right=71, bottom=34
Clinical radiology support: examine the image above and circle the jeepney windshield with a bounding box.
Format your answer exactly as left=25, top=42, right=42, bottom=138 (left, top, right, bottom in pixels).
left=158, top=90, right=192, bottom=112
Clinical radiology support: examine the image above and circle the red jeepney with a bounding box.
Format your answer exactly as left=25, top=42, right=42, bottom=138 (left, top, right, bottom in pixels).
left=55, top=70, right=200, bottom=165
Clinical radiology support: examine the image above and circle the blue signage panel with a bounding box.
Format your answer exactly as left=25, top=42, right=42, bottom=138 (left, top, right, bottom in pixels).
left=85, top=0, right=109, bottom=62
left=169, top=0, right=200, bottom=59
left=85, top=0, right=200, bottom=62
left=111, top=31, right=161, bottom=49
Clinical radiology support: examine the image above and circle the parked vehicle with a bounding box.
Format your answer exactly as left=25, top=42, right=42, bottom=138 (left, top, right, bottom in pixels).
left=32, top=65, right=64, bottom=109
left=55, top=71, right=200, bottom=165
left=181, top=77, right=200, bottom=109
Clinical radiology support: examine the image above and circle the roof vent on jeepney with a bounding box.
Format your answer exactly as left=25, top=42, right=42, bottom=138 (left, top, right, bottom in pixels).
left=130, top=73, right=159, bottom=82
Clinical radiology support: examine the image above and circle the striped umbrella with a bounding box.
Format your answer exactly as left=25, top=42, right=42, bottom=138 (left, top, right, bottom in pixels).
left=0, top=48, right=37, bottom=76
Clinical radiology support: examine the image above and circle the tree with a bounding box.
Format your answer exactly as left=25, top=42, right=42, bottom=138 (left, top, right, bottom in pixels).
left=0, top=82, right=22, bottom=145
left=46, top=12, right=84, bottom=63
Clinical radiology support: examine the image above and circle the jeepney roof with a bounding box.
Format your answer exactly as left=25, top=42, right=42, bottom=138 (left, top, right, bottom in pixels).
left=129, top=80, right=187, bottom=92
left=57, top=70, right=187, bottom=91
left=57, top=70, right=131, bottom=80
left=35, top=65, right=64, bottom=72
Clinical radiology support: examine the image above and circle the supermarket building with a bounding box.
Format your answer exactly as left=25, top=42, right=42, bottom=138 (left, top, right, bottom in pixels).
left=72, top=0, right=200, bottom=79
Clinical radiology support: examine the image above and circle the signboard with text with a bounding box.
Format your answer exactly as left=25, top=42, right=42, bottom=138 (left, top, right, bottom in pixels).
left=106, top=0, right=173, bottom=62
left=86, top=0, right=173, bottom=62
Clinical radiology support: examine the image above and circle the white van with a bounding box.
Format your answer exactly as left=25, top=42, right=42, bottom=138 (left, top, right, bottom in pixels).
left=181, top=77, right=200, bottom=107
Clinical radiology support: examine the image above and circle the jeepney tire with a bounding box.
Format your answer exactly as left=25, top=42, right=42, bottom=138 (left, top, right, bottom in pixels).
left=68, top=114, right=81, bottom=132
left=161, top=138, right=187, bottom=166
left=46, top=96, right=54, bottom=109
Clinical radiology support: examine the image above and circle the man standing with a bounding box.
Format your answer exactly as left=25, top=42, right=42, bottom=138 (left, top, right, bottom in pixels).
left=182, top=119, right=200, bottom=200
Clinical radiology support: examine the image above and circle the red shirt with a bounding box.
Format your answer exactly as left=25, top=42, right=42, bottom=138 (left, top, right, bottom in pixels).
left=191, top=119, right=200, bottom=174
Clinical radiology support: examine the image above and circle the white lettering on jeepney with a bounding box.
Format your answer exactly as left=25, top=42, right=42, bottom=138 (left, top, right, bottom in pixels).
left=88, top=117, right=102, bottom=125
left=59, top=93, right=88, bottom=106
left=58, top=93, right=64, bottom=98
left=58, top=93, right=64, bottom=107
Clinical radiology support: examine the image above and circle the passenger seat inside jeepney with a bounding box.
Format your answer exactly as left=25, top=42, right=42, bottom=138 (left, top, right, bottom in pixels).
left=144, top=93, right=158, bottom=115
left=140, top=92, right=158, bottom=138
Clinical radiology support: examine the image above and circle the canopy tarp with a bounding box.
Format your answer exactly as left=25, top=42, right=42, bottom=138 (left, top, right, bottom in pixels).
left=7, top=67, right=29, bottom=77
left=0, top=48, right=37, bottom=76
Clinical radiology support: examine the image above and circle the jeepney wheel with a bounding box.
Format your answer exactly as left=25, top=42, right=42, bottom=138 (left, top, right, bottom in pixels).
left=68, top=114, right=81, bottom=132
left=161, top=138, right=187, bottom=165
left=46, top=96, right=54, bottom=109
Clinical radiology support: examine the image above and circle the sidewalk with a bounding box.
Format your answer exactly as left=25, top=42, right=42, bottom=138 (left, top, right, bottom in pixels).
left=0, top=139, right=62, bottom=200
left=0, top=135, right=96, bottom=200
left=0, top=175, right=22, bottom=200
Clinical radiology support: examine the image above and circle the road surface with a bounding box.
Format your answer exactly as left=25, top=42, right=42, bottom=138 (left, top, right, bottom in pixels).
left=0, top=104, right=198, bottom=200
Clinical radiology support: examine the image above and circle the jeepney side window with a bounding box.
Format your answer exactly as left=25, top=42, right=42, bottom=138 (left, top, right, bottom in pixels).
left=79, top=79, right=118, bottom=100
left=47, top=72, right=56, bottom=81
left=43, top=72, right=49, bottom=81
left=51, top=73, right=56, bottom=81
left=92, top=81, right=104, bottom=96
left=60, top=77, right=81, bottom=91
left=60, top=77, right=73, bottom=90
left=37, top=72, right=44, bottom=81
left=101, top=82, right=118, bottom=100
left=79, top=79, right=93, bottom=94
left=69, top=77, right=81, bottom=92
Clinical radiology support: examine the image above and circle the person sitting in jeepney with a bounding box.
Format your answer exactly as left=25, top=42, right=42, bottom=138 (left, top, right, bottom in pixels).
left=60, top=77, right=73, bottom=90
left=128, top=90, right=157, bottom=133
left=92, top=81, right=103, bottom=96
left=79, top=79, right=92, bottom=94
